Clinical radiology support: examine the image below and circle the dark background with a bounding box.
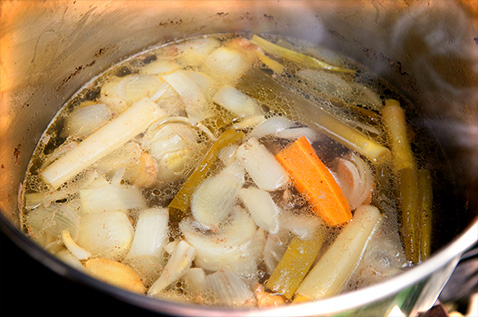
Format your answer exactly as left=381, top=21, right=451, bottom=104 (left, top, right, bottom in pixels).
left=0, top=228, right=163, bottom=317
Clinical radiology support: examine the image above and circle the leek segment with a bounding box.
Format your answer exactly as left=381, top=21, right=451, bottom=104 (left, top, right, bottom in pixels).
left=294, top=205, right=381, bottom=301
left=266, top=230, right=323, bottom=300
left=250, top=35, right=355, bottom=74
left=236, top=69, right=391, bottom=164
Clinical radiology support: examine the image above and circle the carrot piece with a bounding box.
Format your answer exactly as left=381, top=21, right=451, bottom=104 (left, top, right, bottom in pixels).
left=275, top=136, right=352, bottom=227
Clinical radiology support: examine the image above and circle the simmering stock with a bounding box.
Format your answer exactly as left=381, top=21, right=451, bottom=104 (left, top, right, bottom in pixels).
left=22, top=34, right=441, bottom=307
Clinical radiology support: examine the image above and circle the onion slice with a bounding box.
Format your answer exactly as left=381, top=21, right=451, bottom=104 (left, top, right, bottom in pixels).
left=148, top=240, right=196, bottom=297
left=236, top=138, right=288, bottom=191
left=180, top=206, right=259, bottom=273
left=239, top=187, right=280, bottom=234
left=206, top=270, right=253, bottom=306
left=191, top=161, right=244, bottom=228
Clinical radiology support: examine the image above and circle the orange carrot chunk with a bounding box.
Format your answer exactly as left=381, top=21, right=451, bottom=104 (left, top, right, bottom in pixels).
left=275, top=136, right=352, bottom=227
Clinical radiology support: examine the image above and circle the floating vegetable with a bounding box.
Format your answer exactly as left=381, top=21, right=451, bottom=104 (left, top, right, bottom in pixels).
left=250, top=35, right=355, bottom=73
left=236, top=137, right=289, bottom=191
left=191, top=161, right=244, bottom=228
left=239, top=187, right=281, bottom=234
left=237, top=69, right=391, bottom=164
left=266, top=230, right=323, bottom=300
left=41, top=99, right=166, bottom=189
left=62, top=103, right=111, bottom=139
left=276, top=136, right=352, bottom=227
left=125, top=208, right=169, bottom=283
left=418, top=169, right=433, bottom=261
left=168, top=128, right=245, bottom=216
left=77, top=211, right=133, bottom=260
left=294, top=205, right=381, bottom=302
left=213, top=86, right=263, bottom=118
left=148, top=240, right=196, bottom=297
left=80, top=183, right=146, bottom=214
left=85, top=258, right=145, bottom=294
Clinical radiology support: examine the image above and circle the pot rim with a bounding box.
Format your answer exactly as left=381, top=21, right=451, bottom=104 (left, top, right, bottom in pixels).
left=1, top=209, right=476, bottom=316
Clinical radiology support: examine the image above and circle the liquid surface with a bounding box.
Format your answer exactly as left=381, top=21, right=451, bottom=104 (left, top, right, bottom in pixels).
left=21, top=34, right=457, bottom=307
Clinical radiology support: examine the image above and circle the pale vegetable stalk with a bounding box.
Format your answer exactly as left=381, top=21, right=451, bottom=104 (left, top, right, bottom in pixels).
left=237, top=69, right=391, bottom=164
left=125, top=208, right=169, bottom=281
left=294, top=205, right=381, bottom=302
left=236, top=137, right=288, bottom=191
left=381, top=99, right=415, bottom=170
left=41, top=99, right=166, bottom=189
left=56, top=249, right=87, bottom=272
left=239, top=187, right=281, bottom=234
left=80, top=183, right=147, bottom=214
left=191, top=160, right=245, bottom=228
left=250, top=35, right=354, bottom=73
left=418, top=169, right=433, bottom=261
left=148, top=240, right=196, bottom=297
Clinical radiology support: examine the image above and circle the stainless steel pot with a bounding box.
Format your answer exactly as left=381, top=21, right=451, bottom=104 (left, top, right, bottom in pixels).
left=1, top=1, right=477, bottom=316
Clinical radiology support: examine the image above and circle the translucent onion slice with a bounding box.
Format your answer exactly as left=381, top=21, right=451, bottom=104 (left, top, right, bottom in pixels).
left=280, top=213, right=321, bottom=240
left=206, top=270, right=253, bottom=307
left=142, top=123, right=206, bottom=184
left=213, top=86, right=263, bottom=118
left=236, top=138, right=288, bottom=191
left=179, top=206, right=258, bottom=273
left=275, top=127, right=322, bottom=143
left=162, top=70, right=213, bottom=124
left=62, top=103, right=111, bottom=139
left=80, top=183, right=146, bottom=214
left=239, top=187, right=281, bottom=234
left=148, top=240, right=196, bottom=297
left=26, top=203, right=80, bottom=240
left=182, top=267, right=207, bottom=298
left=191, top=161, right=245, bottom=228
left=248, top=116, right=295, bottom=139
left=140, top=59, right=181, bottom=75
left=77, top=210, right=134, bottom=260
left=174, top=37, right=222, bottom=67
left=334, top=153, right=374, bottom=210
left=203, top=46, right=251, bottom=83
left=263, top=232, right=291, bottom=274
left=117, top=74, right=165, bottom=103
left=56, top=249, right=87, bottom=272
left=62, top=230, right=91, bottom=260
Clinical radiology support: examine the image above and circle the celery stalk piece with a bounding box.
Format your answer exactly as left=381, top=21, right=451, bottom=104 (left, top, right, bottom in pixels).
left=250, top=35, right=355, bottom=74
left=254, top=49, right=285, bottom=74
left=398, top=168, right=420, bottom=263
left=266, top=230, right=323, bottom=300
left=381, top=99, right=415, bottom=170
left=168, top=128, right=245, bottom=216
left=236, top=69, right=391, bottom=164
left=294, top=205, right=381, bottom=302
left=418, top=169, right=433, bottom=261
left=41, top=99, right=166, bottom=189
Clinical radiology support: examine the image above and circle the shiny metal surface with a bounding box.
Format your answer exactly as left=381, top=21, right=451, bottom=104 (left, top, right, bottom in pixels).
left=1, top=1, right=477, bottom=316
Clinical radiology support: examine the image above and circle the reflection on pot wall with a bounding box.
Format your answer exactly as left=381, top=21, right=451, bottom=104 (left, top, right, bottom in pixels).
left=0, top=1, right=477, bottom=316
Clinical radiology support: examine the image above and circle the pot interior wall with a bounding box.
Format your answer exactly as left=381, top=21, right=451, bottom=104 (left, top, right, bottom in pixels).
left=0, top=0, right=477, bottom=314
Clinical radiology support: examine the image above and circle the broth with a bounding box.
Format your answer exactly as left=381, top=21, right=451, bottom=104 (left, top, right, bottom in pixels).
left=21, top=34, right=456, bottom=307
